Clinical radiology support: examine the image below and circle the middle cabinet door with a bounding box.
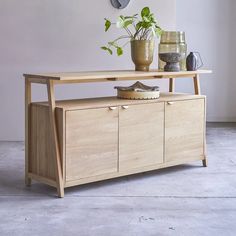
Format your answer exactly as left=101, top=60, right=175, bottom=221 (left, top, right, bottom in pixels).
left=119, top=103, right=164, bottom=172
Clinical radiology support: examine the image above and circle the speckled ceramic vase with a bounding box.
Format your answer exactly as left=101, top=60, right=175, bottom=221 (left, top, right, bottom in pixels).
left=131, top=40, right=154, bottom=71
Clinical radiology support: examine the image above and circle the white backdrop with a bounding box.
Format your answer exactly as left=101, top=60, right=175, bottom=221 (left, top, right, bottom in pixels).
left=176, top=0, right=236, bottom=122
left=1, top=0, right=235, bottom=141
left=0, top=0, right=176, bottom=140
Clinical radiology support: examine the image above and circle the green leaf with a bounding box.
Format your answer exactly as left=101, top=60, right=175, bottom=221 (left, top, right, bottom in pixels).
left=116, top=16, right=125, bottom=28
left=123, top=20, right=133, bottom=28
left=141, top=21, right=151, bottom=28
left=141, top=7, right=150, bottom=17
left=104, top=18, right=111, bottom=32
left=101, top=46, right=112, bottom=55
left=117, top=15, right=136, bottom=29
left=117, top=47, right=123, bottom=56
left=149, top=14, right=156, bottom=23
left=155, top=26, right=163, bottom=37
left=135, top=22, right=142, bottom=31
left=124, top=14, right=138, bottom=19
left=143, top=16, right=150, bottom=23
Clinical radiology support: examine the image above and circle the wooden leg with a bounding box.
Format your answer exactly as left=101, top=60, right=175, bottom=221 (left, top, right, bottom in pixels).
left=25, top=78, right=32, bottom=186
left=169, top=78, right=175, bottom=92
left=193, top=74, right=201, bottom=95
left=193, top=75, right=208, bottom=167
left=202, top=158, right=208, bottom=167
left=203, top=98, right=208, bottom=167
left=47, top=81, right=64, bottom=198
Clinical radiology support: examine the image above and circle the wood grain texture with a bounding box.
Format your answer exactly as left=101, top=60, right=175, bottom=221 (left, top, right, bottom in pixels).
left=165, top=99, right=205, bottom=162
left=202, top=96, right=208, bottom=167
left=193, top=74, right=201, bottom=95
left=30, top=105, right=64, bottom=181
left=24, top=70, right=209, bottom=198
left=119, top=103, right=164, bottom=171
left=25, top=78, right=31, bottom=186
left=65, top=155, right=203, bottom=188
left=34, top=93, right=206, bottom=110
left=192, top=74, right=208, bottom=166
left=28, top=173, right=57, bottom=187
left=28, top=92, right=206, bottom=196
left=23, top=70, right=212, bottom=82
left=65, top=107, right=118, bottom=181
left=47, top=81, right=64, bottom=198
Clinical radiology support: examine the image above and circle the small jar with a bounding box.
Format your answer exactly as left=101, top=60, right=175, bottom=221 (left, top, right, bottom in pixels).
left=158, top=31, right=187, bottom=71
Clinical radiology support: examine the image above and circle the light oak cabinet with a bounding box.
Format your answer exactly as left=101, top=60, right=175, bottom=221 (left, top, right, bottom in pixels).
left=65, top=102, right=165, bottom=180
left=119, top=103, right=164, bottom=171
left=24, top=70, right=211, bottom=197
left=29, top=94, right=206, bottom=194
left=65, top=108, right=118, bottom=181
left=165, top=99, right=205, bottom=163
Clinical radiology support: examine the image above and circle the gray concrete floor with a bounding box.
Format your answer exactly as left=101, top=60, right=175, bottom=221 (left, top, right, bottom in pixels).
left=0, top=123, right=236, bottom=236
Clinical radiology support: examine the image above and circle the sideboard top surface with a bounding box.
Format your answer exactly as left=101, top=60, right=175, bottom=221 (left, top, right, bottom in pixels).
left=33, top=93, right=205, bottom=110
left=24, top=70, right=212, bottom=82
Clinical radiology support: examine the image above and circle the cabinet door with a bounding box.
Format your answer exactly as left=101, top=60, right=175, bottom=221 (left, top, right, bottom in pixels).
left=165, top=99, right=205, bottom=162
left=119, top=103, right=164, bottom=172
left=65, top=107, right=118, bottom=181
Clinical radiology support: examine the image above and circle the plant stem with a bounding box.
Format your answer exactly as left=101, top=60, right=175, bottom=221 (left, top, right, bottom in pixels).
left=122, top=40, right=131, bottom=48
left=112, top=35, right=131, bottom=42
left=141, top=29, right=150, bottom=40
left=139, top=28, right=145, bottom=39
left=134, top=28, right=142, bottom=39
left=124, top=27, right=133, bottom=38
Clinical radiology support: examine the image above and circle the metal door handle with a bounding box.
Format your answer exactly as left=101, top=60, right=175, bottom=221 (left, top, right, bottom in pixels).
left=167, top=102, right=174, bottom=105
left=122, top=105, right=129, bottom=109
left=109, top=106, right=117, bottom=110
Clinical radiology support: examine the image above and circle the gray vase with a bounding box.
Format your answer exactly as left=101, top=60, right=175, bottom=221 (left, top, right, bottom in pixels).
left=186, top=52, right=203, bottom=71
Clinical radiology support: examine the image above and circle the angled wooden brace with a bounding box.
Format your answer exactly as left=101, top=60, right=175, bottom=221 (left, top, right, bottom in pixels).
left=47, top=80, right=64, bottom=197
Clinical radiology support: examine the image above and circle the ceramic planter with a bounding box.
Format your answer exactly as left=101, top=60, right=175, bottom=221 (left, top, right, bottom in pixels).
left=131, top=40, right=154, bottom=71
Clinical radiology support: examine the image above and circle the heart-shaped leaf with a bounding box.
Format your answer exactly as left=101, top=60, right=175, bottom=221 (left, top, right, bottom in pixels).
left=101, top=46, right=113, bottom=55
left=104, top=18, right=111, bottom=32
left=141, top=7, right=150, bottom=17
left=117, top=47, right=123, bottom=56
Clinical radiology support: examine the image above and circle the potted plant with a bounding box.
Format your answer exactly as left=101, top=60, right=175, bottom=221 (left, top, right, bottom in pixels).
left=101, top=7, right=162, bottom=71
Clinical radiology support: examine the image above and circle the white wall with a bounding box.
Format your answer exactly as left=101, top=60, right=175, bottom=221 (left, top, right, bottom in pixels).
left=176, top=0, right=236, bottom=122
left=0, top=0, right=176, bottom=141
left=1, top=0, right=236, bottom=141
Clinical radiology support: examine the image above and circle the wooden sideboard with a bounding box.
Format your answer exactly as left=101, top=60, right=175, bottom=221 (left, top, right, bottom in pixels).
left=23, top=70, right=212, bottom=197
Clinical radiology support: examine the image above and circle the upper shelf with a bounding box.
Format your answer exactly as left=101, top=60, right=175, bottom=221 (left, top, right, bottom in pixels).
left=24, top=70, right=212, bottom=84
